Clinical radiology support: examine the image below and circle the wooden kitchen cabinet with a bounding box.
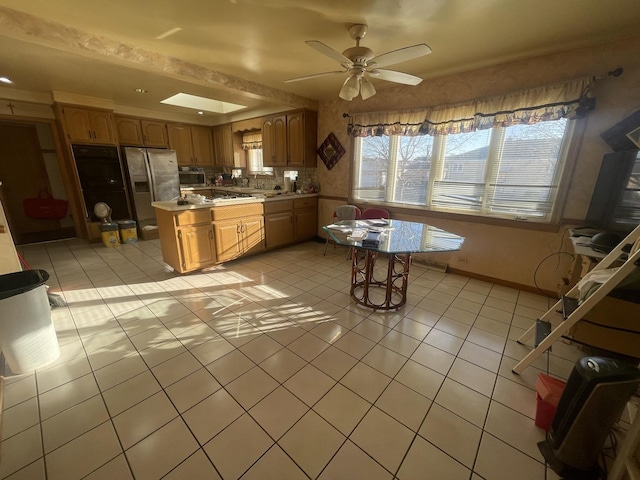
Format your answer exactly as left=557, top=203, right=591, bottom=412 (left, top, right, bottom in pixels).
left=167, top=123, right=214, bottom=166
left=287, top=110, right=317, bottom=167
left=294, top=196, right=318, bottom=241
left=155, top=207, right=217, bottom=273
left=212, top=203, right=265, bottom=263
left=264, top=199, right=294, bottom=249
left=141, top=120, right=169, bottom=147
left=115, top=117, right=168, bottom=147
left=61, top=106, right=117, bottom=144
left=262, top=115, right=287, bottom=167
left=262, top=110, right=317, bottom=167
left=213, top=123, right=234, bottom=167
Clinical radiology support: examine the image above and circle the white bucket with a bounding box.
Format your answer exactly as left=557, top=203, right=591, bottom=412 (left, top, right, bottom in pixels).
left=0, top=283, right=60, bottom=373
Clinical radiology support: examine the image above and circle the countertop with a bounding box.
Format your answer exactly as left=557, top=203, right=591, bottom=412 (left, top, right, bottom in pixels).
left=153, top=192, right=318, bottom=212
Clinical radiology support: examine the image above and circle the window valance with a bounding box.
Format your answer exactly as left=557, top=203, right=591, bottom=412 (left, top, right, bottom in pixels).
left=346, top=76, right=595, bottom=137
left=242, top=131, right=262, bottom=149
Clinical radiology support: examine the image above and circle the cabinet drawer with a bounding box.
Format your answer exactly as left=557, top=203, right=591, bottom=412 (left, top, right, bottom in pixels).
left=211, top=203, right=263, bottom=221
left=175, top=209, right=212, bottom=226
left=294, top=197, right=317, bottom=209
left=264, top=199, right=294, bottom=214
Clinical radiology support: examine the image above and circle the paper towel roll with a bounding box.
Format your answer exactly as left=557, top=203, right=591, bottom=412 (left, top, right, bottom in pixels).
left=284, top=178, right=292, bottom=192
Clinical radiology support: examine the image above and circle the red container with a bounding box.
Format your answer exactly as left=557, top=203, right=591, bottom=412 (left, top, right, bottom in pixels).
left=534, top=373, right=566, bottom=431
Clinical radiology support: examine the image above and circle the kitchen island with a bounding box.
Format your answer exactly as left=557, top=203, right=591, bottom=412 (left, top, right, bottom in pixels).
left=153, top=193, right=317, bottom=273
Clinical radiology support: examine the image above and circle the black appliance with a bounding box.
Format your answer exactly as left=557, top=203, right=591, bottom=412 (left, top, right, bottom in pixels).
left=72, top=145, right=131, bottom=221
left=539, top=356, right=640, bottom=478
left=586, top=149, right=640, bottom=236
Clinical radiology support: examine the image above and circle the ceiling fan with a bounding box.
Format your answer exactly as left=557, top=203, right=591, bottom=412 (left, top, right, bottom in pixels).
left=285, top=24, right=431, bottom=101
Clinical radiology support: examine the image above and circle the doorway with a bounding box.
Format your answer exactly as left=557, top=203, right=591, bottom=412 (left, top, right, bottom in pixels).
left=0, top=120, right=76, bottom=245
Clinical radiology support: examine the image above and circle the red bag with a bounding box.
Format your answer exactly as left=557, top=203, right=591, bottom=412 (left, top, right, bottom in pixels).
left=23, top=190, right=68, bottom=220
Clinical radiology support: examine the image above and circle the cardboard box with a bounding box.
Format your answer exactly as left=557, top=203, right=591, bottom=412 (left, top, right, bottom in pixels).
left=570, top=296, right=640, bottom=358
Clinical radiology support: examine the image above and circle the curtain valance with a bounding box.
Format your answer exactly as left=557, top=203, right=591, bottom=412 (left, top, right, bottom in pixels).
left=347, top=76, right=595, bottom=137
left=242, top=131, right=262, bottom=149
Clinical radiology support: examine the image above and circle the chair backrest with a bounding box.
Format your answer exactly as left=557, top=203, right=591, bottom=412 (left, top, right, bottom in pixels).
left=335, top=205, right=361, bottom=221
left=361, top=207, right=390, bottom=219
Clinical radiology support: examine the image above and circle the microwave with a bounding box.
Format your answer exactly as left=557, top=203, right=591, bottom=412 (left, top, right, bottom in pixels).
left=179, top=169, right=206, bottom=186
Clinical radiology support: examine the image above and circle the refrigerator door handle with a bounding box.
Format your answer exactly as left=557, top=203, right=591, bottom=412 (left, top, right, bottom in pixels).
left=146, top=153, right=158, bottom=202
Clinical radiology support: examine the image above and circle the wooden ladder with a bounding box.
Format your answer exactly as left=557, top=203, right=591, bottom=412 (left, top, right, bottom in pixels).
left=512, top=224, right=640, bottom=375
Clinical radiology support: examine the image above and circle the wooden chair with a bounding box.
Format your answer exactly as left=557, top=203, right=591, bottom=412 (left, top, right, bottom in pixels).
left=324, top=205, right=361, bottom=256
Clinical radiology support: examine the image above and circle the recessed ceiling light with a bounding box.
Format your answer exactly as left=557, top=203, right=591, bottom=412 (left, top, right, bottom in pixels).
left=160, top=93, right=246, bottom=114
left=135, top=88, right=148, bottom=93
left=197, top=111, right=204, bottom=115
left=0, top=76, right=13, bottom=84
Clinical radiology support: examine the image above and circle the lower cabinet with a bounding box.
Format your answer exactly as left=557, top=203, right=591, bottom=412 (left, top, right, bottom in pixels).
left=154, top=198, right=316, bottom=273
left=156, top=208, right=216, bottom=273
left=212, top=203, right=265, bottom=263
left=265, top=200, right=294, bottom=249
left=179, top=224, right=216, bottom=271
left=294, top=197, right=318, bottom=242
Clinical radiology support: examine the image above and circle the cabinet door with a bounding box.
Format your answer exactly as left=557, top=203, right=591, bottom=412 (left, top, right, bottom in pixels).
left=62, top=107, right=93, bottom=143
left=222, top=124, right=234, bottom=167
left=141, top=120, right=168, bottom=147
left=272, top=115, right=287, bottom=167
left=265, top=212, right=294, bottom=249
left=191, top=126, right=214, bottom=165
left=287, top=112, right=304, bottom=166
left=167, top=124, right=194, bottom=165
left=295, top=208, right=317, bottom=241
left=89, top=110, right=117, bottom=144
left=213, top=219, right=243, bottom=262
left=178, top=224, right=216, bottom=271
left=213, top=124, right=233, bottom=167
left=262, top=118, right=275, bottom=166
left=115, top=117, right=143, bottom=145
left=242, top=216, right=266, bottom=255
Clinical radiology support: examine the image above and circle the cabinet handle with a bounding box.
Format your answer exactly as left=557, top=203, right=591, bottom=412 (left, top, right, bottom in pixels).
left=88, top=130, right=92, bottom=138
left=143, top=134, right=147, bottom=142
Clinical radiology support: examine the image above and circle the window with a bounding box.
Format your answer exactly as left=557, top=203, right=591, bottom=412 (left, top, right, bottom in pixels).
left=353, top=119, right=572, bottom=221
left=243, top=131, right=273, bottom=175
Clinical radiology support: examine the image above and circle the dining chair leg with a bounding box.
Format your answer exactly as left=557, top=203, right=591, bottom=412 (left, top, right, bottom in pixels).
left=323, top=237, right=330, bottom=256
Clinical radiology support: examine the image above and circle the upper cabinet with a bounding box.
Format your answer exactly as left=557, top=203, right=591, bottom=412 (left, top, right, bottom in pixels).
left=287, top=110, right=317, bottom=167
left=115, top=116, right=168, bottom=148
left=61, top=106, right=117, bottom=145
left=167, top=123, right=214, bottom=166
left=262, top=110, right=317, bottom=168
left=262, top=115, right=287, bottom=167
left=213, top=123, right=234, bottom=167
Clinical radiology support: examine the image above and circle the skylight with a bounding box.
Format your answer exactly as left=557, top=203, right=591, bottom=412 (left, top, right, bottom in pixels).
left=161, top=93, right=246, bottom=114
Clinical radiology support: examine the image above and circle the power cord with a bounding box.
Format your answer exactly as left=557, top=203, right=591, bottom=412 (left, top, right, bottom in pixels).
left=533, top=251, right=576, bottom=298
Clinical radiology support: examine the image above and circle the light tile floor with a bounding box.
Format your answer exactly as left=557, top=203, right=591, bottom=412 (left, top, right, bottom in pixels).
left=0, top=239, right=624, bottom=479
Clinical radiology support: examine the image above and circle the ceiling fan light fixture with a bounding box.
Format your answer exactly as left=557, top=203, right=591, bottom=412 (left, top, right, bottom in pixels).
left=339, top=75, right=359, bottom=101
left=360, top=77, right=376, bottom=100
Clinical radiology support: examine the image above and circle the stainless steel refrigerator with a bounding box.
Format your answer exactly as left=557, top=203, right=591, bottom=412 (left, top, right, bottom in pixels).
left=122, top=147, right=180, bottom=227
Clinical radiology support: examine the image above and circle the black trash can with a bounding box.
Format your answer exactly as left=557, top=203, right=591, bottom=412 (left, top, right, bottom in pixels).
left=0, top=270, right=60, bottom=373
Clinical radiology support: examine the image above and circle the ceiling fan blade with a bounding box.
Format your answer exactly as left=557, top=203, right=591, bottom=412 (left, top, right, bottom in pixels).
left=371, top=44, right=432, bottom=69
left=370, top=69, right=424, bottom=86
left=306, top=40, right=353, bottom=65
left=284, top=71, right=345, bottom=83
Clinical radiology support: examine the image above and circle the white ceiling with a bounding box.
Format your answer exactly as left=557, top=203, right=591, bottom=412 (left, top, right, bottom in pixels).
left=1, top=0, right=640, bottom=124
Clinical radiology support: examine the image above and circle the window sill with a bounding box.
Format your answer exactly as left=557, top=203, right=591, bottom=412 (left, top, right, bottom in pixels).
left=352, top=200, right=564, bottom=233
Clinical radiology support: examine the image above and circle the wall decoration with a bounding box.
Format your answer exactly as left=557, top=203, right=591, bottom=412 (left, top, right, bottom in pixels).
left=317, top=132, right=345, bottom=170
